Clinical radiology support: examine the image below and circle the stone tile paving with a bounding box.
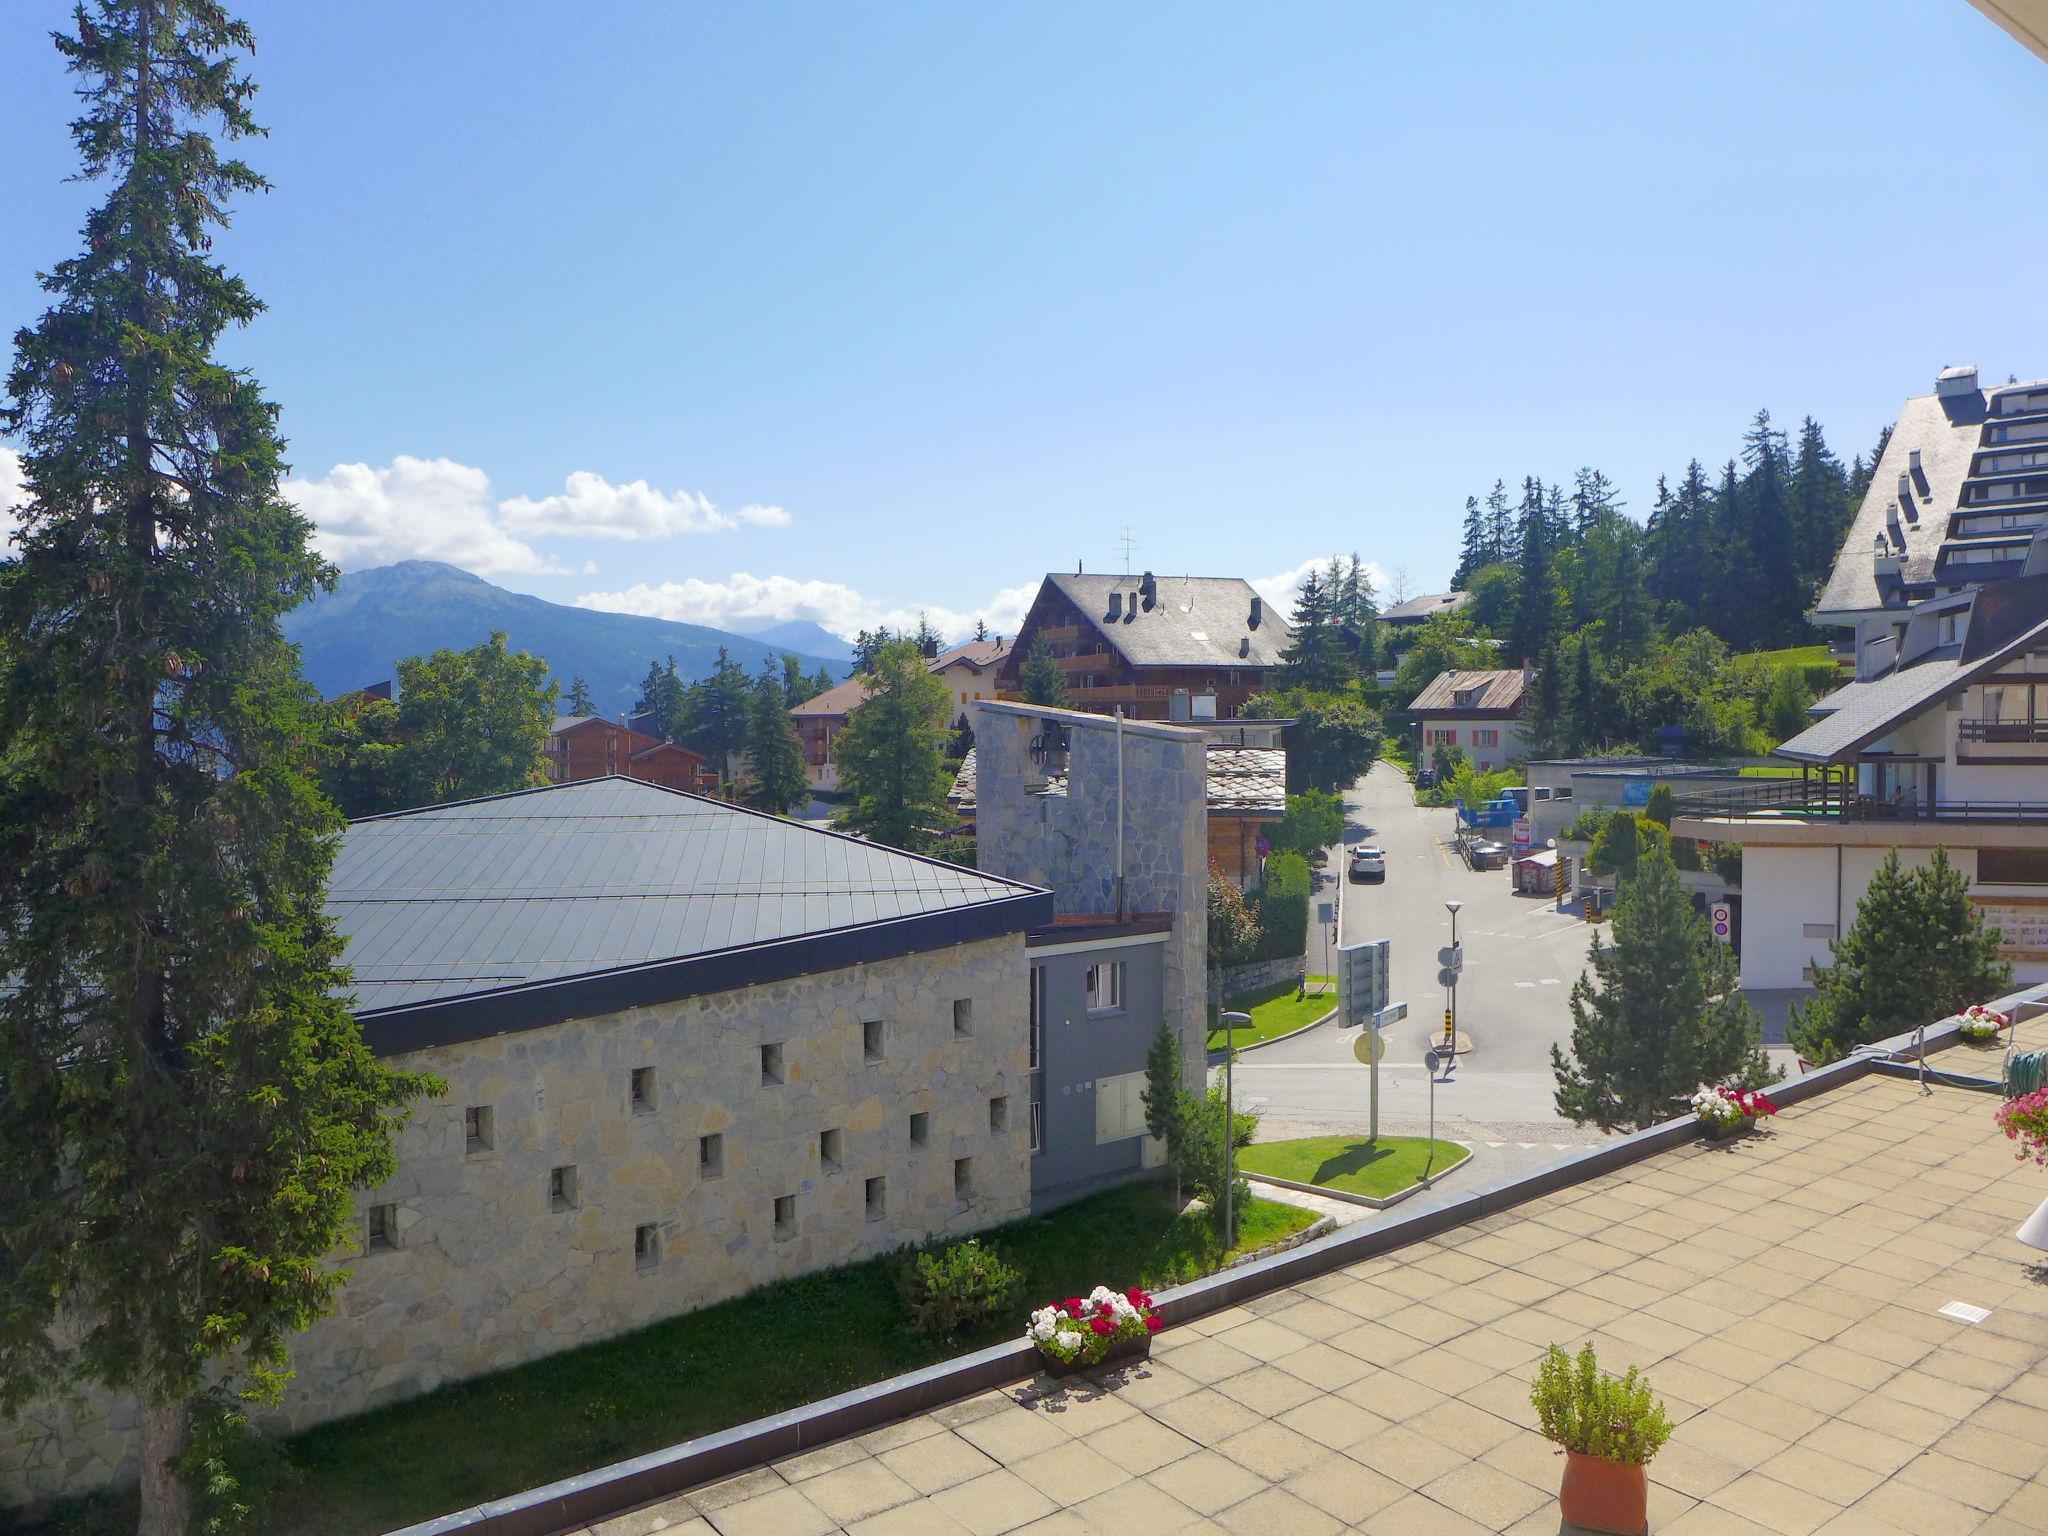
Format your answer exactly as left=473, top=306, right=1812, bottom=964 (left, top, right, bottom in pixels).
left=569, top=1072, right=2048, bottom=1535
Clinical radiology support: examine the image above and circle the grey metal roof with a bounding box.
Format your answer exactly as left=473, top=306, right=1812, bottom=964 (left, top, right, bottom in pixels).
left=1382, top=590, right=1472, bottom=623
left=331, top=778, right=1047, bottom=1045
left=1041, top=573, right=1291, bottom=669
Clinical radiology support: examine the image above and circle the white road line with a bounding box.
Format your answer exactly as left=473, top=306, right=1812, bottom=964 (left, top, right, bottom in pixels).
left=1513, top=981, right=1536, bottom=989
left=1538, top=978, right=1561, bottom=986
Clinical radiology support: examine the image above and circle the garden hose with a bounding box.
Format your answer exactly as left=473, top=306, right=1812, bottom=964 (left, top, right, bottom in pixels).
left=2004, top=1048, right=2048, bottom=1100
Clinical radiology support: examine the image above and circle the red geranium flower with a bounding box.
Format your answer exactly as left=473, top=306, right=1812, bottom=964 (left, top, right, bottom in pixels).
left=1089, top=1316, right=1114, bottom=1335
left=1063, top=1297, right=1084, bottom=1315
left=1144, top=1314, right=1164, bottom=1332
left=1126, top=1287, right=1150, bottom=1307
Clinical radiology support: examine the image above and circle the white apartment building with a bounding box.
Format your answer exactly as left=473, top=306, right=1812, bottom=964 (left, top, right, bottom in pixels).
left=1674, top=366, right=2048, bottom=990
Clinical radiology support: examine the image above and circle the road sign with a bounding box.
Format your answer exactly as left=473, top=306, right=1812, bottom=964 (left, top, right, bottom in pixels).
left=1352, top=1031, right=1385, bottom=1065
left=1437, top=967, right=1461, bottom=989
left=1710, top=902, right=1733, bottom=943
left=1437, top=944, right=1462, bottom=971
left=1338, top=938, right=1391, bottom=1023
left=1317, top=900, right=1335, bottom=926
left=1374, top=1002, right=1408, bottom=1028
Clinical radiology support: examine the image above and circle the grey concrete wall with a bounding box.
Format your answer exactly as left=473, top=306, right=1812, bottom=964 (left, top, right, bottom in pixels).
left=1029, top=941, right=1167, bottom=1203
left=3, top=937, right=1029, bottom=1506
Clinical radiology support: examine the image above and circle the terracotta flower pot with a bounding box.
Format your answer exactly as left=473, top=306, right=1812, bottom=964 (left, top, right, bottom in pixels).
left=1559, top=1449, right=1648, bottom=1535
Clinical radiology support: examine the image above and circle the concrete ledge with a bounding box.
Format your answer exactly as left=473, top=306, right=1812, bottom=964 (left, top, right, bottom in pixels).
left=1219, top=1212, right=1336, bottom=1269
left=1244, top=1143, right=1473, bottom=1210
left=382, top=1004, right=2014, bottom=1536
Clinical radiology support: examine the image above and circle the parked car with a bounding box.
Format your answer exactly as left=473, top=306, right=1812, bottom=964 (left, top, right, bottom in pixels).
left=1348, top=845, right=1386, bottom=882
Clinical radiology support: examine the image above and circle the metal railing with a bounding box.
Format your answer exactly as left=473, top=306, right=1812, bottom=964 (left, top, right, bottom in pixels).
left=1674, top=780, right=2048, bottom=824
left=1958, top=718, right=2048, bottom=745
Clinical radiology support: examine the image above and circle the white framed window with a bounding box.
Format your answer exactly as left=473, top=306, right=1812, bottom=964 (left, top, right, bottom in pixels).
left=1084, top=960, right=1125, bottom=1015
left=1473, top=729, right=1500, bottom=748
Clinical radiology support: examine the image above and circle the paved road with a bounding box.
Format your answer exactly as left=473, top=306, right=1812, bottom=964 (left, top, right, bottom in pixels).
left=1223, top=762, right=1610, bottom=1181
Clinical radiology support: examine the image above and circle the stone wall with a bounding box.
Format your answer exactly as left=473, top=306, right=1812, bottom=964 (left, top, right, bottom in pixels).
left=3, top=937, right=1029, bottom=1506
left=1211, top=953, right=1312, bottom=1005
left=973, top=702, right=1208, bottom=1098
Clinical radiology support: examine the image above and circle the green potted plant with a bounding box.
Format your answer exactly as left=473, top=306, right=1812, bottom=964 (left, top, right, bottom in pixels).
left=1531, top=1343, right=1672, bottom=1535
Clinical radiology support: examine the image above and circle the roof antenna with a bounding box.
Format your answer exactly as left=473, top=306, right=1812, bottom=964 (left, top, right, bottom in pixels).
left=1077, top=558, right=1084, bottom=575
left=1117, top=526, right=1138, bottom=575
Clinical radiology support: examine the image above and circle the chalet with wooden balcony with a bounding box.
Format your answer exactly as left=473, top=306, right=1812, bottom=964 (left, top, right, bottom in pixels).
left=547, top=715, right=719, bottom=795
left=996, top=572, right=1290, bottom=722
left=789, top=638, right=1010, bottom=791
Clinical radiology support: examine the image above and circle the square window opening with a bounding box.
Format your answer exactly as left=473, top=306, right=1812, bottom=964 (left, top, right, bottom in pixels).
left=820, top=1127, right=843, bottom=1172
left=862, top=1019, right=886, bottom=1063
left=774, top=1193, right=797, bottom=1237
left=760, top=1042, right=784, bottom=1086
left=630, top=1065, right=657, bottom=1113
left=698, top=1133, right=724, bottom=1178
left=463, top=1105, right=494, bottom=1154
left=1084, top=960, right=1126, bottom=1015
left=989, top=1095, right=1009, bottom=1134
left=367, top=1203, right=396, bottom=1252
left=865, top=1176, right=886, bottom=1220
left=953, top=1157, right=974, bottom=1201
left=909, top=1111, right=930, bottom=1148
left=634, top=1223, right=660, bottom=1271
left=550, top=1165, right=579, bottom=1213
left=952, top=997, right=973, bottom=1037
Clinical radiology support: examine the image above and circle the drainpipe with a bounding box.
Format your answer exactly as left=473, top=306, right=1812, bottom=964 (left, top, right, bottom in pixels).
left=1115, top=707, right=1127, bottom=920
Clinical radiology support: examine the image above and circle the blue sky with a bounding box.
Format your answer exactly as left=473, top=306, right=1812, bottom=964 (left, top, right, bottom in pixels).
left=3, top=1, right=2046, bottom=639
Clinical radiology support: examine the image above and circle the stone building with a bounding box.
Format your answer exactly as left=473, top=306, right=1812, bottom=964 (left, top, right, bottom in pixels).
left=3, top=778, right=1048, bottom=1504
left=970, top=702, right=1208, bottom=1207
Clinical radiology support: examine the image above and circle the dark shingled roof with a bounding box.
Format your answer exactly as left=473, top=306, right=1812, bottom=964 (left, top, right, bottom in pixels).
left=332, top=778, right=1048, bottom=1050
left=1381, top=590, right=1472, bottom=624
left=1041, top=573, right=1292, bottom=669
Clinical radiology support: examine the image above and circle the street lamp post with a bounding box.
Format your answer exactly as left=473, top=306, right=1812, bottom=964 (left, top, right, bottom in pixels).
left=1444, top=899, right=1463, bottom=1052
left=1219, top=1010, right=1252, bottom=1248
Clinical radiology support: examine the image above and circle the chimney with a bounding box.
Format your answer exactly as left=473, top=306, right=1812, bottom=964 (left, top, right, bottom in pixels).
left=1249, top=595, right=1264, bottom=629
left=1106, top=591, right=1123, bottom=622
left=1909, top=449, right=1922, bottom=473
left=921, top=636, right=939, bottom=660
left=1936, top=365, right=1980, bottom=400
left=1239, top=636, right=1251, bottom=658
left=1139, top=571, right=1157, bottom=610
left=1522, top=662, right=1535, bottom=689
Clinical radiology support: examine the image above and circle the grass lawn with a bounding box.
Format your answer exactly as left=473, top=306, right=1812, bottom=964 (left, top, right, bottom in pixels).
left=1239, top=1135, right=1470, bottom=1200
left=27, top=1183, right=1315, bottom=1536
left=1737, top=765, right=1801, bottom=778
left=1746, top=643, right=1833, bottom=668
left=1208, top=975, right=1337, bottom=1050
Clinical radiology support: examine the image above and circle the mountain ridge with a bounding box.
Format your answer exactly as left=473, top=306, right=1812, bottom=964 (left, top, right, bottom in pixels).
left=283, top=562, right=845, bottom=714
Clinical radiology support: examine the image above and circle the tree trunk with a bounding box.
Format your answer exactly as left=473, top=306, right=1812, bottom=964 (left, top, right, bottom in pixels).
left=137, top=1396, right=192, bottom=1536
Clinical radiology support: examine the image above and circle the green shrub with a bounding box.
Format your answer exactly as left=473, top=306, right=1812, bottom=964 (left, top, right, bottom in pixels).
left=896, top=1239, right=1022, bottom=1339
left=1531, top=1343, right=1672, bottom=1465
left=1251, top=851, right=1310, bottom=961
left=1710, top=844, right=1742, bottom=885
left=1564, top=804, right=1615, bottom=843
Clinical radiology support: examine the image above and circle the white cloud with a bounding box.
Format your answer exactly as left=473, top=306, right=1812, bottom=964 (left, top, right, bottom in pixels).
left=575, top=572, right=1039, bottom=645
left=1254, top=554, right=1390, bottom=614
left=288, top=456, right=580, bottom=575
left=497, top=471, right=792, bottom=541
left=0, top=446, right=24, bottom=548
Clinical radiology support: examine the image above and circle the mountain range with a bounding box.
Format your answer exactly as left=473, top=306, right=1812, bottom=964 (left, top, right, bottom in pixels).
left=282, top=562, right=847, bottom=714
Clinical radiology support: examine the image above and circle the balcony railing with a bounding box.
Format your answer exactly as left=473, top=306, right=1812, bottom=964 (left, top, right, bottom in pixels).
left=1674, top=780, right=2048, bottom=824
left=1958, top=718, right=2048, bottom=745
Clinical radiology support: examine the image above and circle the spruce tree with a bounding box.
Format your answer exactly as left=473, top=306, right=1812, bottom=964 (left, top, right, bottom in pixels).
left=1483, top=479, right=1515, bottom=566
left=741, top=671, right=811, bottom=816
left=1018, top=631, right=1068, bottom=707
left=680, top=646, right=752, bottom=771
left=1455, top=496, right=1487, bottom=588
left=1737, top=411, right=1800, bottom=646
left=835, top=638, right=954, bottom=852
left=1281, top=568, right=1347, bottom=690
left=0, top=7, right=436, bottom=1528
left=1788, top=416, right=1850, bottom=594
left=1788, top=849, right=2012, bottom=1064
left=1553, top=850, right=1771, bottom=1131
left=1509, top=484, right=1558, bottom=664
left=1523, top=640, right=1568, bottom=757
left=1142, top=1022, right=1185, bottom=1207
left=1567, top=635, right=1603, bottom=750
left=565, top=675, right=595, bottom=714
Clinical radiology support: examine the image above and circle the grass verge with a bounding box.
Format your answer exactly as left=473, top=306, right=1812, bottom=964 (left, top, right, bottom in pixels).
left=1208, top=975, right=1336, bottom=1050
left=25, top=1182, right=1315, bottom=1536
left=1239, top=1135, right=1471, bottom=1200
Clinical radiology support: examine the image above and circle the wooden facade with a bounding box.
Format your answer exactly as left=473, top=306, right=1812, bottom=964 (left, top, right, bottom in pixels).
left=547, top=717, right=719, bottom=795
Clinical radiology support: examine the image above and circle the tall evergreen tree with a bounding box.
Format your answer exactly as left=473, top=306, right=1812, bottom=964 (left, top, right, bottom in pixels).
left=741, top=671, right=810, bottom=816
left=632, top=655, right=688, bottom=739
left=1788, top=849, right=2012, bottom=1064
left=1788, top=416, right=1850, bottom=594
left=1508, top=483, right=1559, bottom=664
left=779, top=652, right=812, bottom=707
left=0, top=7, right=435, bottom=1529
left=1567, top=635, right=1604, bottom=750
left=1646, top=460, right=1714, bottom=635
left=1522, top=640, right=1568, bottom=757
left=1018, top=631, right=1068, bottom=707
left=680, top=646, right=752, bottom=770
left=1736, top=410, right=1802, bottom=646
left=835, top=639, right=954, bottom=852
left=1569, top=466, right=1623, bottom=543
left=1142, top=1022, right=1186, bottom=1207
left=1482, top=479, right=1515, bottom=567
left=1848, top=422, right=1894, bottom=504
left=565, top=675, right=595, bottom=714
left=1280, top=568, right=1348, bottom=690
left=1552, top=851, right=1771, bottom=1131
left=1454, top=496, right=1487, bottom=588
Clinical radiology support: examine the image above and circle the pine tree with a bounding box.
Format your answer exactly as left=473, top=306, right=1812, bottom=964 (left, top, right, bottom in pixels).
left=835, top=638, right=955, bottom=852
left=1646, top=460, right=1713, bottom=635
left=1849, top=423, right=1894, bottom=504
left=1553, top=851, right=1771, bottom=1131
left=1737, top=410, right=1802, bottom=646
left=1281, top=568, right=1348, bottom=690
left=1567, top=636, right=1603, bottom=750
left=1483, top=479, right=1515, bottom=566
left=1605, top=537, right=1653, bottom=661
left=1708, top=459, right=1746, bottom=646
left=1788, top=416, right=1849, bottom=594
left=0, top=8, right=436, bottom=1528
left=973, top=617, right=990, bottom=643
left=1569, top=466, right=1623, bottom=543
left=565, top=675, right=595, bottom=714
left=850, top=627, right=896, bottom=674
left=680, top=646, right=752, bottom=771
left=1142, top=1021, right=1185, bottom=1207
left=1523, top=640, right=1568, bottom=757
left=1018, top=631, right=1068, bottom=707
left=1455, top=496, right=1487, bottom=588
left=1509, top=482, right=1559, bottom=664
left=779, top=652, right=810, bottom=706
left=1788, top=849, right=2012, bottom=1064
left=741, top=672, right=810, bottom=816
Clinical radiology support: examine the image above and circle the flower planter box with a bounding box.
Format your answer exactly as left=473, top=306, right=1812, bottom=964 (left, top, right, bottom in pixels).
left=1040, top=1333, right=1152, bottom=1379
left=1701, top=1118, right=1753, bottom=1143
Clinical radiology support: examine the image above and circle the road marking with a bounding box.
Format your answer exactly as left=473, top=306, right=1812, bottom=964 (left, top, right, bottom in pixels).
left=1538, top=977, right=1561, bottom=986
left=1517, top=1142, right=1536, bottom=1148
left=1513, top=981, right=1536, bottom=989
